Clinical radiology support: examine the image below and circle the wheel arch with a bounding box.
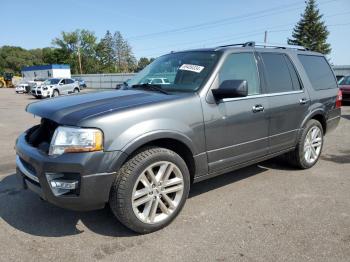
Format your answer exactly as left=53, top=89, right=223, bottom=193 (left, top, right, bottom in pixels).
left=301, top=110, right=327, bottom=134
left=121, top=133, right=196, bottom=184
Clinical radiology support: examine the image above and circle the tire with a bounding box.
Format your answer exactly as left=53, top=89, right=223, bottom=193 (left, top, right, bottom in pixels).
left=73, top=88, right=80, bottom=93
left=109, top=147, right=190, bottom=233
left=52, top=90, right=59, bottom=97
left=286, top=119, right=324, bottom=169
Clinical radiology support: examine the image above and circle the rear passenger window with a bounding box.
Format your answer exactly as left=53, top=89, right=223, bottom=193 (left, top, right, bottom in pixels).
left=218, top=53, right=260, bottom=95
left=261, top=53, right=296, bottom=93
left=298, top=55, right=337, bottom=90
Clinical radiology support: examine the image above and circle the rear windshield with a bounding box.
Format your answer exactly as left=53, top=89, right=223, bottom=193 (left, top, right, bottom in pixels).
left=298, top=55, right=337, bottom=90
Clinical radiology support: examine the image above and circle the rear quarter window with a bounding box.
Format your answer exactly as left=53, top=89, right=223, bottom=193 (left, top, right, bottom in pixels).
left=298, top=55, right=337, bottom=90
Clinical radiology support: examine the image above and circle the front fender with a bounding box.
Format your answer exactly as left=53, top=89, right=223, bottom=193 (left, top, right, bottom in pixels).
left=105, top=118, right=197, bottom=155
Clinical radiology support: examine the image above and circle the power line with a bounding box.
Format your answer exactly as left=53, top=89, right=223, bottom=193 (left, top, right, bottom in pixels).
left=127, top=0, right=339, bottom=41
left=133, top=4, right=349, bottom=55
left=136, top=11, right=350, bottom=56
left=140, top=21, right=350, bottom=58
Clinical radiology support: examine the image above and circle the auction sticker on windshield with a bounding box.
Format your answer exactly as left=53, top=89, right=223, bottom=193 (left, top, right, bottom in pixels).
left=179, top=64, right=205, bottom=73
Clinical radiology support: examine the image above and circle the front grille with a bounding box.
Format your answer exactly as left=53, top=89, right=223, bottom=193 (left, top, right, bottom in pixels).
left=26, top=118, right=58, bottom=153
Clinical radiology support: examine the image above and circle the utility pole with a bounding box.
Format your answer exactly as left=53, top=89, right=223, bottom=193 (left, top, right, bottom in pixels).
left=77, top=44, right=83, bottom=74
left=264, top=31, right=268, bottom=47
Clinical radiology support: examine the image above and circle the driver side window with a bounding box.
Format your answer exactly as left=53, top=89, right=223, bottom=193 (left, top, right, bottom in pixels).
left=218, top=53, right=260, bottom=95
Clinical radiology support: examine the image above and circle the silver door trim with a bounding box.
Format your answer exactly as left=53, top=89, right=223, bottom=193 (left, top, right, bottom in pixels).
left=222, top=90, right=304, bottom=102
left=207, top=129, right=299, bottom=153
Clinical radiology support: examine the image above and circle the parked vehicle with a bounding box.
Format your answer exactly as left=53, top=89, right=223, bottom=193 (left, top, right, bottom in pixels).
left=15, top=83, right=30, bottom=93
left=145, top=77, right=170, bottom=85
left=74, top=78, right=87, bottom=89
left=16, top=42, right=341, bottom=233
left=31, top=78, right=80, bottom=98
left=338, top=75, right=350, bottom=102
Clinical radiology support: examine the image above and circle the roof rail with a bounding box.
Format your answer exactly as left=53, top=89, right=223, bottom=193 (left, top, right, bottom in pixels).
left=215, top=41, right=307, bottom=51
left=254, top=42, right=307, bottom=50
left=215, top=41, right=255, bottom=49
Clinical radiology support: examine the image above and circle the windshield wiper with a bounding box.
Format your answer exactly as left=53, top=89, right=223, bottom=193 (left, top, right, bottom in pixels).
left=131, top=83, right=169, bottom=95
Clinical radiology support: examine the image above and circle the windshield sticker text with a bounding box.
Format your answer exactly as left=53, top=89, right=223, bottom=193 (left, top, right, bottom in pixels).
left=179, top=64, right=205, bottom=73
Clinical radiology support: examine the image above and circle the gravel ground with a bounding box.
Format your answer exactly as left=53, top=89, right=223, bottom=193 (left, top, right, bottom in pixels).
left=0, top=88, right=349, bottom=262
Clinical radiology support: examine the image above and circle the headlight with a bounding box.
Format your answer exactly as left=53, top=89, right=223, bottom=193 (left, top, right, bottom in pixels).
left=49, top=126, right=103, bottom=156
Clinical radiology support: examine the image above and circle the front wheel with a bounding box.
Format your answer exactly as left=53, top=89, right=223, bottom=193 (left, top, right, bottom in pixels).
left=109, top=147, right=190, bottom=233
left=286, top=119, right=324, bottom=169
left=52, top=90, right=59, bottom=97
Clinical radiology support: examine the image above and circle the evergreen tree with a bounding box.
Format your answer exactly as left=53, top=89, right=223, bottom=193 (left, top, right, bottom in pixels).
left=288, top=0, right=331, bottom=54
left=113, top=31, right=137, bottom=72
left=97, top=30, right=115, bottom=72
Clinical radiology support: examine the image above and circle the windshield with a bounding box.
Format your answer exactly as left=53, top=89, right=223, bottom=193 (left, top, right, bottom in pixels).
left=338, top=76, right=350, bottom=85
left=44, top=78, right=60, bottom=85
left=128, top=51, right=220, bottom=92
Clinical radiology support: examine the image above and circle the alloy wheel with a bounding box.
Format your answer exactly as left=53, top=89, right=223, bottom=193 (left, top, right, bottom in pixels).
left=303, top=126, right=322, bottom=164
left=132, top=161, right=184, bottom=224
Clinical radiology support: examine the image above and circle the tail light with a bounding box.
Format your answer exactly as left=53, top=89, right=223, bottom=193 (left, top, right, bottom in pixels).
left=336, top=89, right=342, bottom=108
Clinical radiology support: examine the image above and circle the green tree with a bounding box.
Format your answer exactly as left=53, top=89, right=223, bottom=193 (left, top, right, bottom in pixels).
left=288, top=0, right=331, bottom=54
left=0, top=46, right=44, bottom=74
left=137, top=57, right=151, bottom=71
left=96, top=30, right=115, bottom=72
left=52, top=29, right=99, bottom=74
left=113, top=31, right=137, bottom=72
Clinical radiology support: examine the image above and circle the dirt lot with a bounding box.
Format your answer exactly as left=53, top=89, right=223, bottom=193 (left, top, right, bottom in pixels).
left=0, top=88, right=349, bottom=262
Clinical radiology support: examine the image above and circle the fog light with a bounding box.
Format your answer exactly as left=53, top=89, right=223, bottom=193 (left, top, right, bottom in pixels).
left=46, top=172, right=80, bottom=196
left=50, top=180, right=78, bottom=190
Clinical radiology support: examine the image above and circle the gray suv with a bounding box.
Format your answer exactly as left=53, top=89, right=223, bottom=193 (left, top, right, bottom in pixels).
left=16, top=42, right=341, bottom=233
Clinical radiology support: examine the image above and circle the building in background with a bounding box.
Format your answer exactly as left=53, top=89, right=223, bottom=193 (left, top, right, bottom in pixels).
left=21, top=64, right=71, bottom=80
left=333, top=65, right=350, bottom=81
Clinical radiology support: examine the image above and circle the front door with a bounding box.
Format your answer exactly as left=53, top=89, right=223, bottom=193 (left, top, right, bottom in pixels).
left=203, top=52, right=269, bottom=173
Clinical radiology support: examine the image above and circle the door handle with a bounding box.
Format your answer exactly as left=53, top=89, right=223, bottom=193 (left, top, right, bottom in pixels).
left=252, top=104, right=264, bottom=113
left=299, top=98, right=309, bottom=105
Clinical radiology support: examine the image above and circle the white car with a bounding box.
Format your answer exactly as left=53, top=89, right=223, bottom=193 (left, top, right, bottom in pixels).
left=15, top=83, right=29, bottom=93
left=145, top=78, right=170, bottom=85
left=31, top=78, right=80, bottom=98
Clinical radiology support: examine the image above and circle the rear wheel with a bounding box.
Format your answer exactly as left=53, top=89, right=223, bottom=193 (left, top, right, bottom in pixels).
left=109, top=147, right=190, bottom=233
left=286, top=119, right=323, bottom=169
left=73, top=88, right=80, bottom=93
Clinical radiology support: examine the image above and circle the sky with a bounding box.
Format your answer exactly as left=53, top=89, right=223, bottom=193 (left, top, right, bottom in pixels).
left=2, top=0, right=350, bottom=64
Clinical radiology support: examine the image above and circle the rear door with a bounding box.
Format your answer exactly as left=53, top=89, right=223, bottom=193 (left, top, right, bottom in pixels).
left=65, top=79, right=75, bottom=93
left=258, top=52, right=310, bottom=153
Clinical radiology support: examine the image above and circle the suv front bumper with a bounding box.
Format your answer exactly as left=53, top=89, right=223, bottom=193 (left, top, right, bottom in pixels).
left=15, top=133, right=127, bottom=211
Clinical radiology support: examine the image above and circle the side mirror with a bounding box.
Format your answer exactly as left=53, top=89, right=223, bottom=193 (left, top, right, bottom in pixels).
left=212, top=80, right=248, bottom=100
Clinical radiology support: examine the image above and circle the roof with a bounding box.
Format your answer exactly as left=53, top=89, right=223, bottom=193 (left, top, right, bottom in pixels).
left=168, top=42, right=320, bottom=56
left=22, top=64, right=70, bottom=72
left=333, top=65, right=350, bottom=70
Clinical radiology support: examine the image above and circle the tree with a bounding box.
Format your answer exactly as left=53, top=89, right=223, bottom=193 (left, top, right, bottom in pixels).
left=52, top=29, right=98, bottom=74
left=113, top=31, right=137, bottom=72
left=96, top=30, right=115, bottom=72
left=137, top=57, right=152, bottom=71
left=288, top=0, right=331, bottom=54
left=0, top=46, right=44, bottom=74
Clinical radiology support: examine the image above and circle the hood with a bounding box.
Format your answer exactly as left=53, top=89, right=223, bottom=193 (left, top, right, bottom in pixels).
left=26, top=90, right=185, bottom=125
left=339, top=84, right=350, bottom=89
